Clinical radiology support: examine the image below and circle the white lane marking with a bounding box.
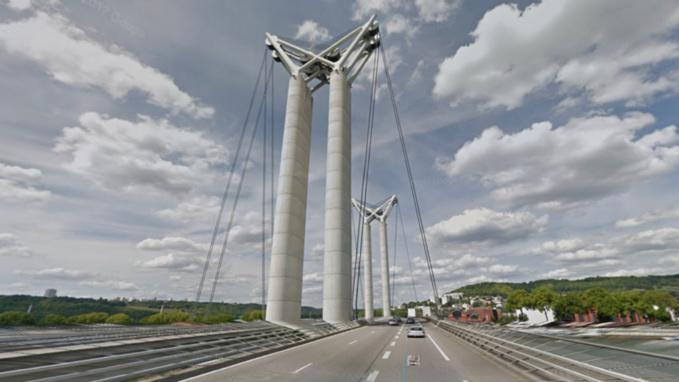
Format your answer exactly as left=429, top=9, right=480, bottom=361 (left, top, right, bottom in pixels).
left=390, top=341, right=396, bottom=347
left=370, top=330, right=375, bottom=334
left=427, top=334, right=450, bottom=361
left=349, top=340, right=358, bottom=345
left=382, top=350, right=391, bottom=359
left=292, top=362, right=312, bottom=374
left=394, top=335, right=399, bottom=339
left=366, top=370, right=380, bottom=382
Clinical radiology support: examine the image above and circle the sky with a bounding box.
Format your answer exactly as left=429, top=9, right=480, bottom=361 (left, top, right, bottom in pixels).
left=1, top=0, right=679, bottom=308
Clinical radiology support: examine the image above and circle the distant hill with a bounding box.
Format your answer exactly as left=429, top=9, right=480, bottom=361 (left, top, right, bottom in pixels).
left=452, top=274, right=679, bottom=297
left=0, top=294, right=322, bottom=322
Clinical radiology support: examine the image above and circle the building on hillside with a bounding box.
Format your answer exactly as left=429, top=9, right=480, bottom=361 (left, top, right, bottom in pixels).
left=441, top=292, right=464, bottom=305
left=44, top=288, right=57, bottom=298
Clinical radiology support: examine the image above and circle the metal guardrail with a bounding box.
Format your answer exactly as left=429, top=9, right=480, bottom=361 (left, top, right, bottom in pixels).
left=0, top=322, right=273, bottom=352
left=432, top=319, right=649, bottom=382
left=0, top=325, right=308, bottom=382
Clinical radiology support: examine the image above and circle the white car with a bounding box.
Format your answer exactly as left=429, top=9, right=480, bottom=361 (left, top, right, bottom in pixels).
left=407, top=326, right=425, bottom=338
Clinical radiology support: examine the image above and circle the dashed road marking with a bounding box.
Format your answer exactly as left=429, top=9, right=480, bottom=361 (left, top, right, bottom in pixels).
left=390, top=341, right=396, bottom=346
left=427, top=334, right=450, bottom=361
left=349, top=340, right=358, bottom=345
left=370, top=330, right=375, bottom=334
left=292, top=362, right=312, bottom=374
left=395, top=335, right=399, bottom=339
left=366, top=370, right=380, bottom=382
left=382, top=350, right=391, bottom=359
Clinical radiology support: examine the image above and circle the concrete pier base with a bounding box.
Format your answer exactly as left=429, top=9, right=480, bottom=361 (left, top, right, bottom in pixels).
left=266, top=76, right=313, bottom=325
left=322, top=71, right=353, bottom=323
left=379, top=222, right=391, bottom=318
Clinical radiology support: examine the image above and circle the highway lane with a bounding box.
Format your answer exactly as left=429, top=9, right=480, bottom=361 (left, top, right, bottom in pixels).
left=184, top=322, right=528, bottom=382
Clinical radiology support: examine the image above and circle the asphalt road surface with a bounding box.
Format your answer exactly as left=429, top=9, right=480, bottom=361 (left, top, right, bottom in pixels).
left=183, top=322, right=527, bottom=382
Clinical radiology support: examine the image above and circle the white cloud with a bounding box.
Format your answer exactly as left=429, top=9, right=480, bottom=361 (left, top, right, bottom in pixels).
left=16, top=267, right=95, bottom=280
left=535, top=239, right=617, bottom=263
left=0, top=12, right=213, bottom=118
left=538, top=239, right=586, bottom=254
left=426, top=207, right=547, bottom=248
left=0, top=162, right=51, bottom=203
left=438, top=112, right=679, bottom=209
left=616, top=208, right=679, bottom=228
left=415, top=0, right=461, bottom=23
left=0, top=233, right=33, bottom=257
left=79, top=280, right=138, bottom=291
left=543, top=268, right=571, bottom=279
left=617, top=228, right=679, bottom=254
left=303, top=272, right=324, bottom=283
left=140, top=253, right=201, bottom=273
left=157, top=195, right=220, bottom=224
left=603, top=268, right=667, bottom=278
left=535, top=228, right=679, bottom=269
left=5, top=0, right=32, bottom=11
left=433, top=0, right=679, bottom=109
left=54, top=112, right=226, bottom=195
left=294, top=20, right=331, bottom=45
left=352, top=0, right=404, bottom=21
left=137, top=236, right=208, bottom=253
left=487, top=263, right=518, bottom=276
left=385, top=14, right=417, bottom=39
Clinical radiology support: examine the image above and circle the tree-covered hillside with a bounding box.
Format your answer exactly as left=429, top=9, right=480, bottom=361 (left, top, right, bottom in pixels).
left=452, top=274, right=679, bottom=297
left=0, top=295, right=322, bottom=323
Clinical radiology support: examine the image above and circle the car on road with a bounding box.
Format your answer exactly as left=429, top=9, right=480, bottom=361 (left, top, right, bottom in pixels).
left=407, top=326, right=425, bottom=338
left=388, top=318, right=399, bottom=326
left=405, top=317, right=416, bottom=324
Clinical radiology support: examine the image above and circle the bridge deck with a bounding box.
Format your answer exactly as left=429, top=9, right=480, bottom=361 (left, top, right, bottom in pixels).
left=182, top=322, right=527, bottom=382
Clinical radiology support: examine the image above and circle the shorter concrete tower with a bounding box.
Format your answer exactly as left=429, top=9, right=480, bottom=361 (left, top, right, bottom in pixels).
left=352, top=195, right=398, bottom=319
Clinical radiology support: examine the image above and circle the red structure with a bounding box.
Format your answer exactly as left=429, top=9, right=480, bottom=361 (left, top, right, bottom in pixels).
left=449, top=307, right=500, bottom=323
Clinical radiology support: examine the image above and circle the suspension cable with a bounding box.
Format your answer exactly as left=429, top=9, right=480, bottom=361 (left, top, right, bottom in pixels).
left=397, top=204, right=418, bottom=301
left=206, top=65, right=270, bottom=315
left=352, top=51, right=380, bottom=318
left=391, top=205, right=398, bottom=306
left=379, top=45, right=439, bottom=304
left=260, top=60, right=269, bottom=317
left=195, top=49, right=267, bottom=306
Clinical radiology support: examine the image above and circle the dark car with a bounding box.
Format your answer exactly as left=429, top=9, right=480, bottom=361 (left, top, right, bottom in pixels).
left=406, top=317, right=416, bottom=324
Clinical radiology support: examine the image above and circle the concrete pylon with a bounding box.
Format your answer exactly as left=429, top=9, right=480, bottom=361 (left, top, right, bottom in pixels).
left=265, top=17, right=380, bottom=326
left=361, top=221, right=374, bottom=322
left=323, top=71, right=353, bottom=323
left=378, top=221, right=391, bottom=318
left=265, top=76, right=312, bottom=325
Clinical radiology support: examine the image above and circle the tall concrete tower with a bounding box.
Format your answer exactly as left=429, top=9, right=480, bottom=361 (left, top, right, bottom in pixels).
left=265, top=17, right=381, bottom=325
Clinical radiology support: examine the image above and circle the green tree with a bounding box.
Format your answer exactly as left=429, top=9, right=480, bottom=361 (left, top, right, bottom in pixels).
left=39, top=314, right=67, bottom=326
left=553, top=292, right=583, bottom=321
left=530, top=287, right=557, bottom=321
left=196, top=313, right=234, bottom=324
left=68, top=312, right=109, bottom=324
left=106, top=313, right=132, bottom=325
left=505, top=289, right=529, bottom=314
left=0, top=311, right=35, bottom=326
left=141, top=311, right=190, bottom=324
left=241, top=309, right=264, bottom=321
